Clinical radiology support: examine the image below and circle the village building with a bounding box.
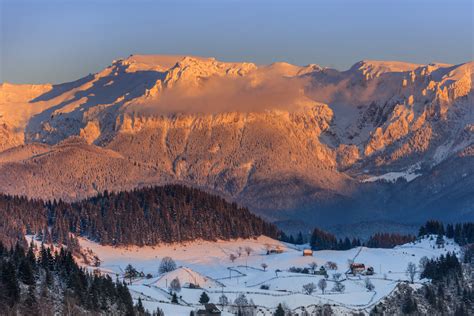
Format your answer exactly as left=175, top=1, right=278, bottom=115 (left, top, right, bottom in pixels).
left=350, top=263, right=366, bottom=275
left=268, top=245, right=284, bottom=254
left=303, top=249, right=313, bottom=256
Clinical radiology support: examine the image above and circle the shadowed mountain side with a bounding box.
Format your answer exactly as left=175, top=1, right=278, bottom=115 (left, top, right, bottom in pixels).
left=30, top=74, right=95, bottom=103
left=387, top=148, right=474, bottom=223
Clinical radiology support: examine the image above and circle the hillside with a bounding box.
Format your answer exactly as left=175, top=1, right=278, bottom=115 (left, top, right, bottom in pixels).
left=75, top=233, right=470, bottom=315
left=0, top=184, right=278, bottom=248
left=0, top=55, right=473, bottom=228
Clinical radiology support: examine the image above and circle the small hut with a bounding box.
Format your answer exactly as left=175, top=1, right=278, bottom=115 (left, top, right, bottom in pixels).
left=303, top=249, right=313, bottom=256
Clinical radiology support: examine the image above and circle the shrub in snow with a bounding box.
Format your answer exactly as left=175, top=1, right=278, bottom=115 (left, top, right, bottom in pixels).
left=302, top=282, right=316, bottom=294
left=332, top=281, right=345, bottom=293
left=332, top=273, right=342, bottom=281
left=365, top=278, right=375, bottom=291
left=260, top=284, right=270, bottom=290
left=171, top=292, right=178, bottom=304
left=289, top=266, right=310, bottom=274
left=159, top=257, right=177, bottom=274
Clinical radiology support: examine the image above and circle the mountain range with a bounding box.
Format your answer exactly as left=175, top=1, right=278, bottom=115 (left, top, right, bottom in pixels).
left=0, top=55, right=472, bottom=232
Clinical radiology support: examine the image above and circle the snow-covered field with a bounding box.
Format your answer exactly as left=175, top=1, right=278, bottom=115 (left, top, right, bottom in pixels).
left=77, top=235, right=460, bottom=315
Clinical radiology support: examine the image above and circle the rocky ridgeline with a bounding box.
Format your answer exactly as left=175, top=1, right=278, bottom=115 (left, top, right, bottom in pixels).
left=0, top=55, right=472, bottom=227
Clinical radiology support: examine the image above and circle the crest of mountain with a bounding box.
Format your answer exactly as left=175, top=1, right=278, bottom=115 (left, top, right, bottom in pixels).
left=0, top=55, right=473, bottom=229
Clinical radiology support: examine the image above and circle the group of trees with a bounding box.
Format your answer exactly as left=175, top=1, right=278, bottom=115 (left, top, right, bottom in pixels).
left=279, top=231, right=305, bottom=244
left=0, top=241, right=138, bottom=315
left=366, top=233, right=415, bottom=248
left=302, top=279, right=329, bottom=295
left=420, top=252, right=462, bottom=282
left=373, top=250, right=473, bottom=315
left=67, top=185, right=278, bottom=245
left=196, top=292, right=257, bottom=316
left=310, top=227, right=415, bottom=251
left=124, top=256, right=177, bottom=285
left=309, top=228, right=361, bottom=251
left=307, top=220, right=473, bottom=252
left=0, top=184, right=279, bottom=249
left=419, top=220, right=474, bottom=246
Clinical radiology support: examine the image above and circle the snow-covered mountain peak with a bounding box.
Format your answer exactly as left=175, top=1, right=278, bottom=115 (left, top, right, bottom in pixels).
left=0, top=56, right=473, bottom=223
left=348, top=60, right=423, bottom=80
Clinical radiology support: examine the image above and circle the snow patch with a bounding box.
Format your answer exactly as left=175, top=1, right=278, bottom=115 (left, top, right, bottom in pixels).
left=362, top=164, right=421, bottom=183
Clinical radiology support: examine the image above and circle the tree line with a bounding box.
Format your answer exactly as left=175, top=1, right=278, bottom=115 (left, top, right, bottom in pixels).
left=309, top=228, right=362, bottom=251
left=419, top=220, right=474, bottom=245
left=0, top=184, right=279, bottom=248
left=308, top=220, right=473, bottom=251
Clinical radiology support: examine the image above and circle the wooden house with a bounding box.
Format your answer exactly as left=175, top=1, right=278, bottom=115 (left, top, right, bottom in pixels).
left=350, top=263, right=365, bottom=275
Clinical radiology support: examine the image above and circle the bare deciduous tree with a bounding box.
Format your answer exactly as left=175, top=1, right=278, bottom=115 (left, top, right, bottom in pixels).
left=219, top=294, right=229, bottom=307
left=332, top=273, right=342, bottom=281
left=169, top=277, right=181, bottom=292
left=325, top=261, right=338, bottom=270
left=406, top=262, right=417, bottom=284
left=308, top=261, right=318, bottom=273
left=159, top=257, right=176, bottom=274
left=332, top=273, right=345, bottom=293
left=302, top=282, right=316, bottom=295
left=317, top=279, right=327, bottom=294
left=332, top=280, right=345, bottom=293
left=261, top=263, right=268, bottom=271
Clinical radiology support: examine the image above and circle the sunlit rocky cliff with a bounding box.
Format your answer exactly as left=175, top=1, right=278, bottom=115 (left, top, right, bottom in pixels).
left=0, top=55, right=473, bottom=228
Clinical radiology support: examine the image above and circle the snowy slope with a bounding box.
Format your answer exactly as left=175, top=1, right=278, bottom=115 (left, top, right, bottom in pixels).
left=76, top=235, right=460, bottom=315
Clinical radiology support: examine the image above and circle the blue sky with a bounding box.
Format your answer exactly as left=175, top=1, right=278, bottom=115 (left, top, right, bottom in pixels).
left=1, top=0, right=472, bottom=84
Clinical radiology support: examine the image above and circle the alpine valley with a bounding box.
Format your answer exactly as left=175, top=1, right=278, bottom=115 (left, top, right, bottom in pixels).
left=1, top=55, right=472, bottom=233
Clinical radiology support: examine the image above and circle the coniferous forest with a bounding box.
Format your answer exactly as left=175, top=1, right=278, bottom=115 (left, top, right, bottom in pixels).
left=0, top=241, right=138, bottom=315
left=0, top=184, right=279, bottom=248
